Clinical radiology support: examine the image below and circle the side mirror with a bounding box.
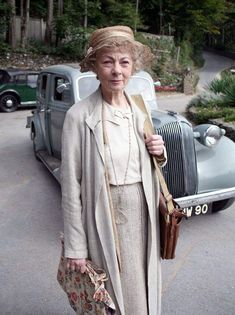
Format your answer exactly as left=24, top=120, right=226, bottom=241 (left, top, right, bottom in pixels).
left=56, top=82, right=70, bottom=94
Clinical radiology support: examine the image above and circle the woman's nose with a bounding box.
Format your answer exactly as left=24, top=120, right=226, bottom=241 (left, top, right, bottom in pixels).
left=112, top=62, right=121, bottom=75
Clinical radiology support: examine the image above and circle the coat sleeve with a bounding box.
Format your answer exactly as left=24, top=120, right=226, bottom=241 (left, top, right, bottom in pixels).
left=144, top=99, right=167, bottom=168
left=155, top=147, right=167, bottom=167
left=60, top=109, right=88, bottom=259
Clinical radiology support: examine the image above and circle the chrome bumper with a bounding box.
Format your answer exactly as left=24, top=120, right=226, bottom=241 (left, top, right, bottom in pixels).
left=175, top=187, right=235, bottom=208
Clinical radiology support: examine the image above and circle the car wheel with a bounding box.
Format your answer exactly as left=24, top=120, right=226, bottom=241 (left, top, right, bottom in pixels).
left=0, top=94, right=19, bottom=112
left=212, top=198, right=234, bottom=213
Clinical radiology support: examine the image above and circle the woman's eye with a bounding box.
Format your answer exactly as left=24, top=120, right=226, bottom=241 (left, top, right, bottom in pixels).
left=103, top=60, right=112, bottom=64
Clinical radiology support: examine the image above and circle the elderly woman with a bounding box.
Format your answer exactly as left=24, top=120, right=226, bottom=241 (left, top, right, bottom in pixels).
left=61, top=25, right=167, bottom=315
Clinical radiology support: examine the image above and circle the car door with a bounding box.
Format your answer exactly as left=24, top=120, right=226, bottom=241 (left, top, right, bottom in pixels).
left=12, top=74, right=28, bottom=102
left=37, top=73, right=51, bottom=154
left=12, top=73, right=38, bottom=104
left=47, top=74, right=73, bottom=159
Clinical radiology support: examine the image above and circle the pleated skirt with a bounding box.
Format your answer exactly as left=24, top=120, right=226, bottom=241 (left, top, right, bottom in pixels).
left=110, top=182, right=148, bottom=315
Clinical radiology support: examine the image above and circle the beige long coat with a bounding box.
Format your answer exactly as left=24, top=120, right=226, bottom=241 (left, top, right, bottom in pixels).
left=61, top=88, right=162, bottom=315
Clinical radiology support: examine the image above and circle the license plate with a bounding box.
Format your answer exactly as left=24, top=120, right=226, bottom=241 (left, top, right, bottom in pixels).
left=183, top=203, right=212, bottom=217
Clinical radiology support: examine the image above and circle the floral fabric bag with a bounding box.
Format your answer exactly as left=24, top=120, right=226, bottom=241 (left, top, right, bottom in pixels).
left=57, top=240, right=116, bottom=315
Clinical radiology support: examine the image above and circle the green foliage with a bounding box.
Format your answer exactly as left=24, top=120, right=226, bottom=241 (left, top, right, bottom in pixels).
left=0, top=41, right=11, bottom=54
left=141, top=0, right=229, bottom=37
left=223, top=82, right=235, bottom=107
left=102, top=1, right=141, bottom=29
left=188, top=73, right=235, bottom=123
left=208, top=74, right=234, bottom=94
left=30, top=0, right=47, bottom=18
left=28, top=39, right=54, bottom=55
left=2, top=0, right=234, bottom=68
left=52, top=0, right=143, bottom=58
left=207, top=74, right=235, bottom=107
left=138, top=34, right=197, bottom=89
left=140, top=0, right=231, bottom=61
left=190, top=106, right=235, bottom=123
left=178, top=40, right=194, bottom=68
left=157, top=72, right=182, bottom=86
left=206, top=1, right=235, bottom=52
left=0, top=0, right=11, bottom=36
left=56, top=27, right=91, bottom=59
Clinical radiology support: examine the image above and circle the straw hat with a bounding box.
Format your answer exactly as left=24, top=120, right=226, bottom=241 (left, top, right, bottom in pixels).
left=80, top=25, right=153, bottom=72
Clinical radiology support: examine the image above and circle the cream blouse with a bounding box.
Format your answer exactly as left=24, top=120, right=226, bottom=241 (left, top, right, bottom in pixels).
left=103, top=101, right=142, bottom=185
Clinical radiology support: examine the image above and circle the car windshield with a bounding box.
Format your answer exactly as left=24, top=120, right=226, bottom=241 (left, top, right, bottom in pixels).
left=78, top=75, right=100, bottom=100
left=126, top=76, right=155, bottom=102
left=77, top=74, right=156, bottom=106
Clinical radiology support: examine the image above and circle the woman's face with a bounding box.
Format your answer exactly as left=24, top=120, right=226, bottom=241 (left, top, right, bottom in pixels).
left=94, top=47, right=133, bottom=93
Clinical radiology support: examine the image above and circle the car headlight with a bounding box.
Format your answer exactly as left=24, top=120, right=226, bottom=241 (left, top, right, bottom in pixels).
left=193, top=124, right=225, bottom=147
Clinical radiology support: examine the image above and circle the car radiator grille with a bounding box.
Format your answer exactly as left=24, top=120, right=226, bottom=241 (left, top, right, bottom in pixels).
left=156, top=121, right=197, bottom=198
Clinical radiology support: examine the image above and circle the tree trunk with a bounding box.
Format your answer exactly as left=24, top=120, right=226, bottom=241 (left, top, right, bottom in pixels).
left=84, top=0, right=88, bottom=29
left=58, top=0, right=63, bottom=15
left=7, top=0, right=17, bottom=48
left=56, top=0, right=63, bottom=46
left=21, top=0, right=30, bottom=49
left=45, top=0, right=54, bottom=45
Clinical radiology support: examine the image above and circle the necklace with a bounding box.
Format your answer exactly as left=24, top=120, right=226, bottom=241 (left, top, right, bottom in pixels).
left=102, top=101, right=132, bottom=224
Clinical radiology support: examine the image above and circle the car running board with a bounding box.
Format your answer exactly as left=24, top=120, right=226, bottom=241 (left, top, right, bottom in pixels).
left=37, top=150, right=61, bottom=182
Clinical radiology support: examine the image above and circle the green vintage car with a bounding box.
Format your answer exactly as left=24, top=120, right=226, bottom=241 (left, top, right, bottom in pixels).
left=26, top=64, right=235, bottom=217
left=0, top=69, right=39, bottom=112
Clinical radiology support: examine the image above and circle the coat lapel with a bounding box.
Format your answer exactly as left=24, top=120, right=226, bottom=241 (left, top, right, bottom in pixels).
left=85, top=89, right=105, bottom=164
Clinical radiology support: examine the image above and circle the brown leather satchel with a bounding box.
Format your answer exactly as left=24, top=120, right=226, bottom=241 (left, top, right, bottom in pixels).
left=132, top=95, right=186, bottom=259
left=159, top=193, right=185, bottom=259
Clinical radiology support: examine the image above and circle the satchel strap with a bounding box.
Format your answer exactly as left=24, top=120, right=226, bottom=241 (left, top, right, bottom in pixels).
left=131, top=95, right=175, bottom=214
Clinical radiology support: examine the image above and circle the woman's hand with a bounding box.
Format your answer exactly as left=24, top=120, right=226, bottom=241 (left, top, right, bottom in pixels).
left=66, top=258, right=87, bottom=273
left=145, top=134, right=165, bottom=157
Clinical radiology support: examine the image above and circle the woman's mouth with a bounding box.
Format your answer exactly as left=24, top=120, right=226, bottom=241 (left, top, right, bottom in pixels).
left=110, top=80, right=122, bottom=84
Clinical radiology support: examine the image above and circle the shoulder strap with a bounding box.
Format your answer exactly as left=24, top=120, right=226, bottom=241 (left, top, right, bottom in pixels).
left=132, top=95, right=175, bottom=214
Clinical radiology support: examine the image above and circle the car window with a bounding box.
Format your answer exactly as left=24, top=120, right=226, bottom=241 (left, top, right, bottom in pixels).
left=78, top=76, right=99, bottom=100
left=54, top=76, right=71, bottom=103
left=0, top=71, right=10, bottom=84
left=126, top=76, right=154, bottom=101
left=15, top=74, right=26, bottom=84
left=27, top=74, right=38, bottom=88
left=40, top=74, right=48, bottom=99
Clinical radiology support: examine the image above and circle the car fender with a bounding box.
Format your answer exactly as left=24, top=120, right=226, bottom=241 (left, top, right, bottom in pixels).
left=195, top=135, right=235, bottom=192
left=0, top=89, right=21, bottom=101
left=30, top=111, right=46, bottom=151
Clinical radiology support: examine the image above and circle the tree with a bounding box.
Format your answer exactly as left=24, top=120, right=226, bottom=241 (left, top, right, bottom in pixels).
left=100, top=0, right=143, bottom=29
left=7, top=0, right=17, bottom=48
left=140, top=0, right=229, bottom=39
left=207, top=1, right=235, bottom=51
left=20, top=0, right=30, bottom=49
left=45, top=0, right=54, bottom=44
